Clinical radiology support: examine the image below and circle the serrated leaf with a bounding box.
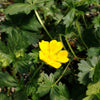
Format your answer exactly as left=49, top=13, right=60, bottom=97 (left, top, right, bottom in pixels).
left=87, top=47, right=100, bottom=57
left=0, top=18, right=41, bottom=46
left=89, top=56, right=98, bottom=67
left=50, top=82, right=70, bottom=100
left=78, top=71, right=91, bottom=85
left=83, top=94, right=99, bottom=100
left=7, top=30, right=28, bottom=53
left=37, top=72, right=55, bottom=97
left=0, top=72, right=17, bottom=87
left=78, top=56, right=98, bottom=85
left=5, top=3, right=36, bottom=15
left=29, top=50, right=39, bottom=63
left=83, top=80, right=100, bottom=100
left=21, top=15, right=41, bottom=32
left=0, top=24, right=16, bottom=34
left=26, top=85, right=36, bottom=96
left=92, top=14, right=100, bottom=29
left=13, top=54, right=32, bottom=74
left=63, top=8, right=75, bottom=28
left=63, top=0, right=74, bottom=7
left=22, top=30, right=41, bottom=45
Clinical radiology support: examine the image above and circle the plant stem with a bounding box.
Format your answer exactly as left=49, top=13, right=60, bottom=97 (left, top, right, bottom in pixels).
left=32, top=63, right=44, bottom=78
left=34, top=10, right=53, bottom=39
left=12, top=67, right=18, bottom=81
left=27, top=62, right=44, bottom=84
left=61, top=34, right=86, bottom=60
left=51, top=62, right=70, bottom=87
left=59, top=34, right=66, bottom=50
left=65, top=35, right=79, bottom=60
left=74, top=0, right=87, bottom=6
left=82, top=14, right=88, bottom=29
left=76, top=20, right=88, bottom=49
left=7, top=87, right=10, bottom=96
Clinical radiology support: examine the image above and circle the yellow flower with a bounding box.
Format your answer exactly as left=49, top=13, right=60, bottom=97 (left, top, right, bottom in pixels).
left=39, top=40, right=69, bottom=69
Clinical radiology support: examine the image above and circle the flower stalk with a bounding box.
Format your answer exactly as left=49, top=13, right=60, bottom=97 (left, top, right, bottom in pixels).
left=51, top=62, right=70, bottom=87
left=35, top=10, right=53, bottom=39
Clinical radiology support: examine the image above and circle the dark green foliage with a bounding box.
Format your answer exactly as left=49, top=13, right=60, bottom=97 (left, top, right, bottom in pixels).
left=37, top=72, right=55, bottom=97
left=93, top=14, right=100, bottom=30
left=63, top=8, right=75, bottom=28
left=5, top=3, right=36, bottom=15
left=94, top=60, right=100, bottom=82
left=0, top=72, right=17, bottom=87
left=0, top=93, right=12, bottom=100
left=78, top=56, right=98, bottom=85
left=87, top=47, right=100, bottom=57
left=50, top=82, right=70, bottom=100
left=14, top=90, right=28, bottom=100
left=0, top=0, right=100, bottom=100
left=83, top=80, right=100, bottom=100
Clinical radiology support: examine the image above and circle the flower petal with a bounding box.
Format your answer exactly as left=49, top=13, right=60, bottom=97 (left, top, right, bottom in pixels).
left=39, top=40, right=49, bottom=54
left=56, top=50, right=69, bottom=63
left=47, top=60, right=62, bottom=69
left=39, top=51, right=61, bottom=69
left=50, top=40, right=63, bottom=54
left=39, top=51, right=48, bottom=62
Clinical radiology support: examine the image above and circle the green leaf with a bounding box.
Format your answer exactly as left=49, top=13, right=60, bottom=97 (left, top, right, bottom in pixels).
left=5, top=3, right=36, bottom=15
left=7, top=30, right=28, bottom=53
left=0, top=22, right=41, bottom=46
left=26, top=0, right=52, bottom=3
left=0, top=52, right=13, bottom=67
left=0, top=41, right=8, bottom=54
left=37, top=72, right=55, bottom=97
left=78, top=56, right=98, bottom=85
left=22, top=30, right=41, bottom=45
left=63, top=0, right=74, bottom=7
left=0, top=72, right=17, bottom=87
left=14, top=49, right=25, bottom=58
left=0, top=93, right=12, bottom=100
left=26, top=85, right=39, bottom=100
left=26, top=85, right=36, bottom=96
left=29, top=50, right=39, bottom=63
left=50, top=82, right=70, bottom=100
left=32, top=0, right=53, bottom=4
left=83, top=80, right=100, bottom=100
left=63, top=8, right=75, bottom=28
left=0, top=24, right=16, bottom=34
left=21, top=15, right=41, bottom=32
left=94, top=60, right=100, bottom=82
left=83, top=95, right=99, bottom=100
left=93, top=13, right=100, bottom=30
left=13, top=54, right=32, bottom=74
left=87, top=47, right=100, bottom=57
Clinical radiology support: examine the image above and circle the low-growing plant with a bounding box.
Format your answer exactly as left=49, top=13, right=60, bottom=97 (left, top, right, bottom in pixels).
left=0, top=0, right=100, bottom=100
